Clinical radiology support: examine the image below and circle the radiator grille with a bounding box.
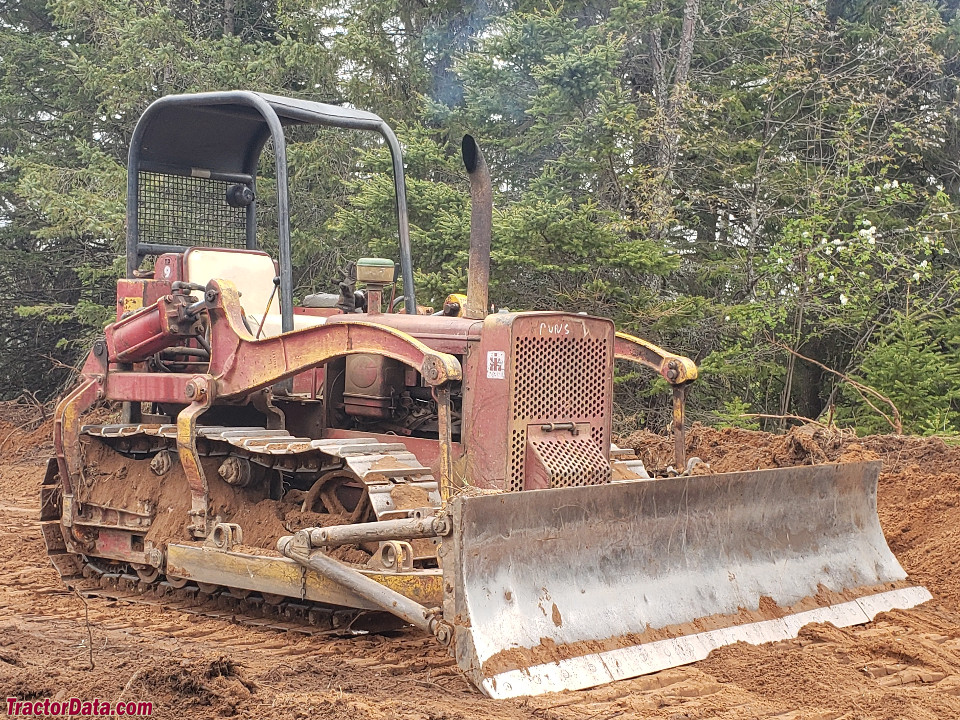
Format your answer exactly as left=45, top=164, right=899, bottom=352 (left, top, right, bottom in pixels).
left=513, top=335, right=609, bottom=421
left=508, top=329, right=612, bottom=491
left=137, top=172, right=248, bottom=249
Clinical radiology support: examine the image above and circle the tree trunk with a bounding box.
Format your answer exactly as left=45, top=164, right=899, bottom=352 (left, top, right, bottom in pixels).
left=648, top=0, right=700, bottom=241
left=224, top=0, right=235, bottom=37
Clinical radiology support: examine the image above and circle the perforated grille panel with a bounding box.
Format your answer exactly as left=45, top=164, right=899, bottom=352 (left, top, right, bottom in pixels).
left=530, top=437, right=612, bottom=488
left=509, top=429, right=526, bottom=487
left=512, top=335, right=609, bottom=421
left=137, top=172, right=249, bottom=249
left=507, top=321, right=613, bottom=491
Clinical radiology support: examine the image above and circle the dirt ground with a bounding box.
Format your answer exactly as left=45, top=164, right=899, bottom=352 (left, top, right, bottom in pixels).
left=5, top=416, right=960, bottom=719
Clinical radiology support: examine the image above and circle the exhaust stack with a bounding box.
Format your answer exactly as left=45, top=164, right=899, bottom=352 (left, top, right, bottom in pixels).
left=462, top=135, right=492, bottom=320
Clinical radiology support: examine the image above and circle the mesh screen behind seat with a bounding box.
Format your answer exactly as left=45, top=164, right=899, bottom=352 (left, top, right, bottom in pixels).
left=137, top=172, right=248, bottom=249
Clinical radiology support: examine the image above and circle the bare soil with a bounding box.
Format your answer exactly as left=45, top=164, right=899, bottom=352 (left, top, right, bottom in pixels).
left=4, top=417, right=960, bottom=718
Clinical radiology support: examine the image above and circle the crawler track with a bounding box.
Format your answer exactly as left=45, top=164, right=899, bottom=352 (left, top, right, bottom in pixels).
left=41, top=424, right=441, bottom=636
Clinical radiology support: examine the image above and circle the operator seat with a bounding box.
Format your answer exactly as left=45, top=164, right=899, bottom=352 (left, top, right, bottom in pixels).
left=182, top=247, right=326, bottom=337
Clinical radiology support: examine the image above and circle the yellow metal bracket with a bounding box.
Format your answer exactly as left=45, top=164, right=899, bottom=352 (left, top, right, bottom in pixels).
left=614, top=332, right=698, bottom=468
left=177, top=374, right=216, bottom=538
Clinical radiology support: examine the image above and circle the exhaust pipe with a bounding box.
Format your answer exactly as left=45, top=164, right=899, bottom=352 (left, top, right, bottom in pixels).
left=462, top=135, right=492, bottom=320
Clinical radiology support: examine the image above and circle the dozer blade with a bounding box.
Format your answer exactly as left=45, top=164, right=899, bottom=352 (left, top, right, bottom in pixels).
left=444, top=461, right=931, bottom=698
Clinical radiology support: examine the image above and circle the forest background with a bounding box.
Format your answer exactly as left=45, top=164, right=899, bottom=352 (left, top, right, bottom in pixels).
left=2, top=0, right=960, bottom=435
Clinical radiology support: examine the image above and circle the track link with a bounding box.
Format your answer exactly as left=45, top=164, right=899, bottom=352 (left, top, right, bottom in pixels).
left=64, top=564, right=395, bottom=636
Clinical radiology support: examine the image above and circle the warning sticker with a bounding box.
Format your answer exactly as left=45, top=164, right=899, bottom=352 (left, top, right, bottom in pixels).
left=486, top=351, right=506, bottom=379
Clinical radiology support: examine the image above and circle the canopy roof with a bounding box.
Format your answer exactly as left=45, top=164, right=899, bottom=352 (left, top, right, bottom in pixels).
left=131, top=91, right=390, bottom=176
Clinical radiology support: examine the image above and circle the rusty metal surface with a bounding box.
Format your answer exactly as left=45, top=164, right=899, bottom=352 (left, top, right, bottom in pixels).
left=435, top=384, right=455, bottom=499
left=506, top=314, right=614, bottom=491
left=323, top=429, right=461, bottom=480
left=202, top=279, right=463, bottom=397
left=524, top=424, right=611, bottom=489
left=82, top=423, right=442, bottom=528
left=457, top=312, right=618, bottom=492
left=50, top=419, right=447, bottom=615
left=43, top=541, right=417, bottom=638
left=103, top=372, right=194, bottom=403
left=326, top=313, right=482, bottom=355
left=443, top=461, right=931, bottom=698
left=177, top=396, right=214, bottom=537
left=672, top=385, right=687, bottom=467
left=463, top=134, right=492, bottom=320
left=614, top=331, right=697, bottom=469
left=279, top=537, right=446, bottom=637
left=80, top=421, right=442, bottom=532
left=54, top=378, right=101, bottom=527
left=104, top=294, right=201, bottom=362
left=304, top=515, right=449, bottom=547
left=81, top=424, right=437, bottom=482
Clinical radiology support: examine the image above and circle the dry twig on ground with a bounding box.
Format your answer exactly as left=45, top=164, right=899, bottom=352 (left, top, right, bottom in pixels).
left=739, top=412, right=827, bottom=428
left=74, top=589, right=95, bottom=670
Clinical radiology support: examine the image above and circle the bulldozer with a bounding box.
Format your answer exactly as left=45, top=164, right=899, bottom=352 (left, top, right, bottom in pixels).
left=44, top=91, right=930, bottom=699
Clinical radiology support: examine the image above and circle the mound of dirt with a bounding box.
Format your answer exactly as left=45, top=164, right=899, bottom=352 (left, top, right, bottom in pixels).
left=621, top=422, right=877, bottom=472
left=9, top=410, right=960, bottom=718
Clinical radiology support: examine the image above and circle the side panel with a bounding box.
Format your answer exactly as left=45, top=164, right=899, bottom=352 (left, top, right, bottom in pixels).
left=459, top=317, right=512, bottom=490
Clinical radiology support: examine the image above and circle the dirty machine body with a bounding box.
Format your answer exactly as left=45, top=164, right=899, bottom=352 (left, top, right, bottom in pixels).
left=45, top=92, right=930, bottom=698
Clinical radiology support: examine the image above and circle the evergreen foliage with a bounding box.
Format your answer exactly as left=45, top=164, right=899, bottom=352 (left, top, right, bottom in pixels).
left=3, top=0, right=960, bottom=436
